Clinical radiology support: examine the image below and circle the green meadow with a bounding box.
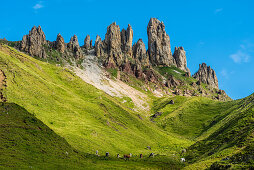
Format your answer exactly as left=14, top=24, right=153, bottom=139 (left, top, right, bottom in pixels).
left=0, top=44, right=253, bottom=169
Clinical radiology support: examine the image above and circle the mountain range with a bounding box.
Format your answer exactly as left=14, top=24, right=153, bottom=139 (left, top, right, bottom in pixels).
left=0, top=18, right=253, bottom=169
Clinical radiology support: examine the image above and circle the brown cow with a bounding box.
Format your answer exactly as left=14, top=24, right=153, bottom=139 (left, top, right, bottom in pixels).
left=140, top=154, right=143, bottom=158
left=124, top=154, right=131, bottom=160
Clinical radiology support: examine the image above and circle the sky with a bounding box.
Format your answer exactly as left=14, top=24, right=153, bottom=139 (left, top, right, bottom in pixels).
left=0, top=0, right=253, bottom=99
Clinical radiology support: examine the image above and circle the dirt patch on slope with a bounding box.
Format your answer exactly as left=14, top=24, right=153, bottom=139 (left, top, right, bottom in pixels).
left=70, top=50, right=149, bottom=111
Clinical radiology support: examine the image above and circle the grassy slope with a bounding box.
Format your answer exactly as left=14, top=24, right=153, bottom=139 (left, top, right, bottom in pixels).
left=185, top=94, right=254, bottom=169
left=0, top=45, right=189, bottom=157
left=0, top=102, right=184, bottom=169
left=152, top=96, right=235, bottom=140
left=1, top=44, right=253, bottom=169
left=152, top=94, right=254, bottom=169
left=0, top=102, right=87, bottom=169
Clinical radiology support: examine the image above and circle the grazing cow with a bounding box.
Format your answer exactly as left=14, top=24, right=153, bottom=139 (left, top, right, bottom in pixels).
left=149, top=153, right=154, bottom=158
left=181, top=158, right=185, bottom=162
left=117, top=154, right=120, bottom=158
left=96, top=150, right=98, bottom=156
left=140, top=154, right=143, bottom=158
left=124, top=154, right=131, bottom=160
left=105, top=152, right=109, bottom=157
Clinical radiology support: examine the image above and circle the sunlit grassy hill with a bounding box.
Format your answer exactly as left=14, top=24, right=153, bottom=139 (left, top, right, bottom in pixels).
left=0, top=44, right=253, bottom=169
left=151, top=94, right=254, bottom=169
left=0, top=44, right=189, bottom=156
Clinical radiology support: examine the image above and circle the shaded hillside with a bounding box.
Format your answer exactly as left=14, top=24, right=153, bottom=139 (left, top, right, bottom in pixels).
left=0, top=102, right=87, bottom=169
left=0, top=102, right=183, bottom=169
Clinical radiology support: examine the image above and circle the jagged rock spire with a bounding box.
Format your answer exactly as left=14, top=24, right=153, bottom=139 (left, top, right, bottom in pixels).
left=133, top=39, right=149, bottom=66
left=95, top=35, right=103, bottom=56
left=20, top=25, right=47, bottom=58
left=173, top=47, right=190, bottom=75
left=84, top=35, right=91, bottom=50
left=147, top=18, right=174, bottom=66
left=55, top=33, right=65, bottom=53
left=121, top=24, right=133, bottom=57
left=193, top=63, right=219, bottom=89
left=67, top=35, right=83, bottom=59
left=104, top=22, right=122, bottom=67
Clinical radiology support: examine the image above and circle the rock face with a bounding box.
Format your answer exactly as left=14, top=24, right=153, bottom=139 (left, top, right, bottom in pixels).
left=193, top=63, right=219, bottom=89
left=20, top=26, right=47, bottom=58
left=84, top=35, right=91, bottom=50
left=133, top=39, right=149, bottom=66
left=104, top=22, right=122, bottom=67
left=67, top=35, right=83, bottom=59
left=55, top=33, right=65, bottom=53
left=147, top=18, right=174, bottom=66
left=95, top=35, right=104, bottom=57
left=173, top=47, right=190, bottom=74
left=121, top=24, right=133, bottom=58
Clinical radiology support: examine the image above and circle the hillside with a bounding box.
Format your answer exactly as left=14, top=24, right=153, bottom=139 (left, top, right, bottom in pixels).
left=0, top=43, right=253, bottom=169
left=185, top=94, right=254, bottom=169
left=0, top=102, right=86, bottom=169
left=0, top=102, right=184, bottom=169
left=151, top=94, right=254, bottom=169
left=0, top=44, right=189, bottom=156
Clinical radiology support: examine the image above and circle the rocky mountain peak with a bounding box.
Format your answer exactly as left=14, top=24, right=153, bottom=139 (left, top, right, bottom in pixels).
left=193, top=63, right=219, bottom=89
left=104, top=22, right=122, bottom=67
left=84, top=35, right=91, bottom=50
left=20, top=25, right=47, bottom=58
left=133, top=39, right=149, bottom=66
left=121, top=24, right=133, bottom=57
left=173, top=47, right=190, bottom=75
left=67, top=35, right=83, bottom=59
left=95, top=35, right=104, bottom=56
left=55, top=33, right=65, bottom=53
left=147, top=18, right=174, bottom=66
left=68, top=35, right=79, bottom=48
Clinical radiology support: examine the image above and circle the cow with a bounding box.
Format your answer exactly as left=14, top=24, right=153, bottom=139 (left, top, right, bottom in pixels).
left=181, top=158, right=185, bottom=162
left=105, top=152, right=109, bottom=157
left=124, top=154, right=131, bottom=160
left=149, top=153, right=154, bottom=158
left=140, top=154, right=143, bottom=158
left=117, top=154, right=120, bottom=158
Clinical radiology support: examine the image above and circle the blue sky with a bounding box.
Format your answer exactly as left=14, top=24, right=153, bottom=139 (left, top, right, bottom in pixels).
left=0, top=0, right=253, bottom=99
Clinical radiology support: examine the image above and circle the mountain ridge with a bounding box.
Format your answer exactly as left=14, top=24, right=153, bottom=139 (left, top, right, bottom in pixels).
left=0, top=18, right=230, bottom=101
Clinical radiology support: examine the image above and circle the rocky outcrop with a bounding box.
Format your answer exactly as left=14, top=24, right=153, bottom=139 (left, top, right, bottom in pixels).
left=193, top=63, right=219, bottom=89
left=90, top=40, right=93, bottom=49
left=104, top=22, right=122, bottom=67
left=147, top=18, right=174, bottom=66
left=55, top=33, right=65, bottom=53
left=84, top=35, right=91, bottom=50
left=133, top=39, right=149, bottom=66
left=165, top=75, right=182, bottom=88
left=95, top=35, right=104, bottom=57
left=20, top=26, right=47, bottom=58
left=173, top=47, right=190, bottom=75
left=121, top=24, right=133, bottom=58
left=67, top=35, right=83, bottom=59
